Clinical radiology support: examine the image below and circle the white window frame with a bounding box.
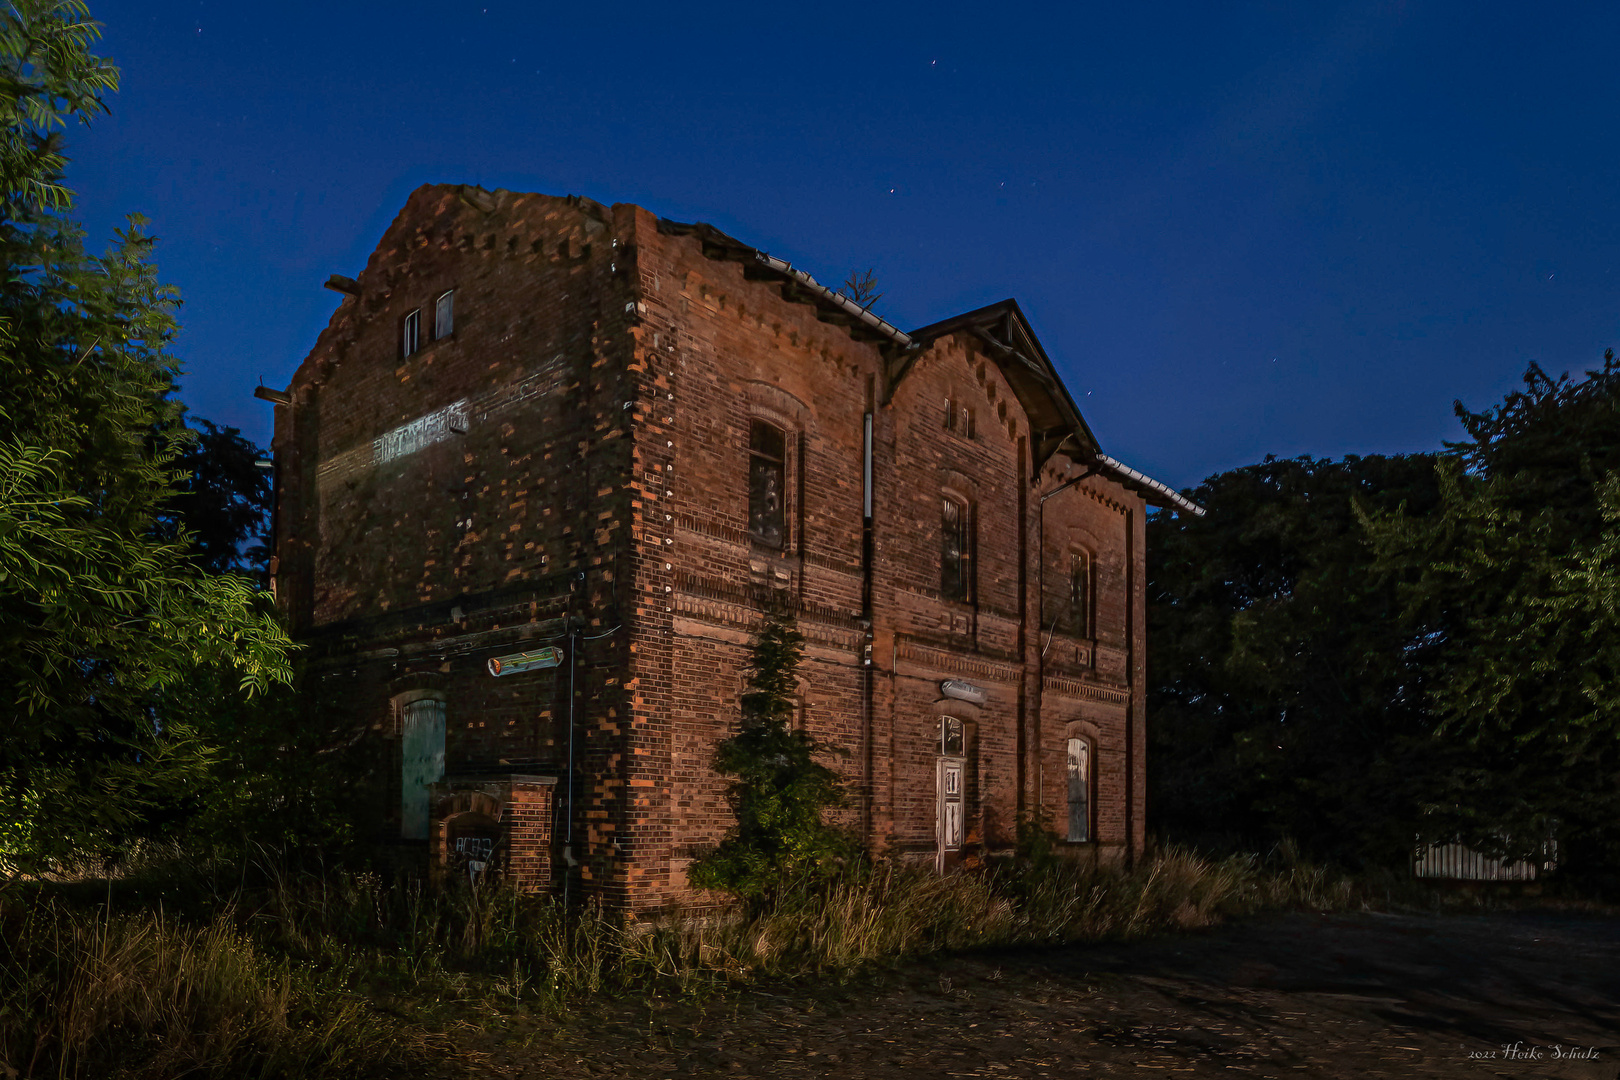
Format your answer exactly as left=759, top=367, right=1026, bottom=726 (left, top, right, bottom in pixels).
left=434, top=289, right=454, bottom=340
left=402, top=309, right=421, bottom=357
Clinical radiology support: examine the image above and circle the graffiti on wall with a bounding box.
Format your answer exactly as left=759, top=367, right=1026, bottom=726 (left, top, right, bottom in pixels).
left=454, top=834, right=496, bottom=880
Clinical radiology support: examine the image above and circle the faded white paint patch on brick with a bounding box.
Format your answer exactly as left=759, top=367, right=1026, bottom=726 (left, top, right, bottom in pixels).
left=374, top=400, right=469, bottom=465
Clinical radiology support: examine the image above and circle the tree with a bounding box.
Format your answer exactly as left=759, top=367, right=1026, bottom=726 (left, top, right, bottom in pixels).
left=688, top=608, right=851, bottom=903
left=1147, top=453, right=1444, bottom=868
left=0, top=1, right=291, bottom=874
left=840, top=268, right=882, bottom=309
left=164, top=419, right=272, bottom=580
left=1361, top=355, right=1620, bottom=880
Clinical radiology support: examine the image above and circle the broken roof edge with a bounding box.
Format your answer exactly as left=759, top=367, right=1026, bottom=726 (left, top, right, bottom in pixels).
left=1094, top=453, right=1206, bottom=517
left=657, top=219, right=913, bottom=346
left=657, top=218, right=1204, bottom=517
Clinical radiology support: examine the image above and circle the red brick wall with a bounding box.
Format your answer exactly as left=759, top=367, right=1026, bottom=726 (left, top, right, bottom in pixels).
left=271, top=186, right=641, bottom=891
left=271, top=184, right=1151, bottom=913
left=428, top=778, right=556, bottom=891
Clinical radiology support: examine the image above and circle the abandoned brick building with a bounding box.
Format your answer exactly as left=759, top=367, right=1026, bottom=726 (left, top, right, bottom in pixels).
left=260, top=184, right=1203, bottom=912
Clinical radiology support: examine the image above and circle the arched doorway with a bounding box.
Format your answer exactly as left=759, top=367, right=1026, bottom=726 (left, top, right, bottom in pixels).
left=936, top=715, right=966, bottom=872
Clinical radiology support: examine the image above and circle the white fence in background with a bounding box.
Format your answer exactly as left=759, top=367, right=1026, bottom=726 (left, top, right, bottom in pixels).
left=1413, top=839, right=1556, bottom=881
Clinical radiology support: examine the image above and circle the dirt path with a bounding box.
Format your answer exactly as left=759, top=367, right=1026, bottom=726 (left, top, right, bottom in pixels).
left=471, top=910, right=1620, bottom=1079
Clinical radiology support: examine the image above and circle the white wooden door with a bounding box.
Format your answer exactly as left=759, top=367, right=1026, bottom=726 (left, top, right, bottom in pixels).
left=937, top=757, right=964, bottom=871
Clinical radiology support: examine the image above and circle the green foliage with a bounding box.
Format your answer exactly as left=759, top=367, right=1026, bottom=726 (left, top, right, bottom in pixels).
left=1153, top=355, right=1620, bottom=883
left=0, top=0, right=292, bottom=876
left=1147, top=453, right=1445, bottom=868
left=688, top=609, right=853, bottom=902
left=840, top=267, right=883, bottom=308
left=152, top=665, right=367, bottom=861
left=164, top=419, right=273, bottom=580
left=1361, top=355, right=1620, bottom=877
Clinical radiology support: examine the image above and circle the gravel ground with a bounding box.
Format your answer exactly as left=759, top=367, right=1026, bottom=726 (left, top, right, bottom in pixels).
left=464, top=910, right=1620, bottom=1079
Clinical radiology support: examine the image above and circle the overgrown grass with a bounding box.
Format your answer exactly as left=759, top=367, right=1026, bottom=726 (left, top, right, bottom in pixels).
left=0, top=898, right=445, bottom=1080
left=609, top=845, right=1355, bottom=990
left=0, top=844, right=1356, bottom=1078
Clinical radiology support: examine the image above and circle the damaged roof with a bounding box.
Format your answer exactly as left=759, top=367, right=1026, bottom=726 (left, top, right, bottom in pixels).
left=662, top=217, right=1204, bottom=517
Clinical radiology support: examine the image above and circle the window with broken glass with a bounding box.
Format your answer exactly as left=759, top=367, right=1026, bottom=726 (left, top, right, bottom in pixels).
left=749, top=420, right=786, bottom=548
left=941, top=496, right=972, bottom=602
left=939, top=716, right=964, bottom=757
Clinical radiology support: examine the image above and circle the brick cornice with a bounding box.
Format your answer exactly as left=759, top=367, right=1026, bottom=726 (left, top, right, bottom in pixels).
left=1042, top=674, right=1130, bottom=707
left=894, top=635, right=1023, bottom=685
left=671, top=575, right=863, bottom=651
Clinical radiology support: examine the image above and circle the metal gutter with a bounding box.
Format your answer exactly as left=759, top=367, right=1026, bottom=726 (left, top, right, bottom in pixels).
left=749, top=251, right=914, bottom=347
left=1095, top=453, right=1206, bottom=517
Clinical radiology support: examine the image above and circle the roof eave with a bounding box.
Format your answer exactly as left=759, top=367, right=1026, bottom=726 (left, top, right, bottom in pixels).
left=1094, top=453, right=1206, bottom=516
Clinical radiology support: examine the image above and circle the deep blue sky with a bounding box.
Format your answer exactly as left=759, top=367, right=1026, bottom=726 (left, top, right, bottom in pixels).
left=67, top=1, right=1620, bottom=490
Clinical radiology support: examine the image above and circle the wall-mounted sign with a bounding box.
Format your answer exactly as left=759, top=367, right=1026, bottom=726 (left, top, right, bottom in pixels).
left=940, top=679, right=987, bottom=706
left=487, top=646, right=564, bottom=677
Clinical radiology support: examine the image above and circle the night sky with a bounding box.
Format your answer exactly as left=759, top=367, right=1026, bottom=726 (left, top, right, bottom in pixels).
left=66, top=1, right=1620, bottom=491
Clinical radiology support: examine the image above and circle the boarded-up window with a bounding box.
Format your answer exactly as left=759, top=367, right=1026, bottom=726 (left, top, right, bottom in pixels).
left=400, top=698, right=446, bottom=840
left=402, top=309, right=421, bottom=358
left=434, top=289, right=454, bottom=340
left=1066, top=736, right=1091, bottom=842
left=942, top=496, right=972, bottom=602
left=749, top=420, right=786, bottom=548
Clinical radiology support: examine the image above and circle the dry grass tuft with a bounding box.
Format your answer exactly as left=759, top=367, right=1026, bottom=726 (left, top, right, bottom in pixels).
left=0, top=899, right=440, bottom=1080
left=0, top=843, right=1356, bottom=1077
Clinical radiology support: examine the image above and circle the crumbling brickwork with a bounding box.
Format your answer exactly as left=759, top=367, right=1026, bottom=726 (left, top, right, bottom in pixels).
left=267, top=184, right=1196, bottom=913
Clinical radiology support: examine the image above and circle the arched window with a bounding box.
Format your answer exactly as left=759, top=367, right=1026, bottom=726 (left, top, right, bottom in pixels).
left=434, top=289, right=455, bottom=340
left=748, top=420, right=786, bottom=548
left=942, top=495, right=973, bottom=602
left=1068, top=550, right=1091, bottom=637
left=1066, top=736, right=1091, bottom=843
left=402, top=309, right=421, bottom=358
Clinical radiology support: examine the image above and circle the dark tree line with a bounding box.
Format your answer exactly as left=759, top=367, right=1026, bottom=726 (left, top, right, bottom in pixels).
left=1149, top=355, right=1620, bottom=887
left=164, top=418, right=273, bottom=580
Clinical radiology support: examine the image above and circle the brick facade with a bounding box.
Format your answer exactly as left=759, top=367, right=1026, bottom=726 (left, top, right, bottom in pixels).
left=266, top=184, right=1198, bottom=913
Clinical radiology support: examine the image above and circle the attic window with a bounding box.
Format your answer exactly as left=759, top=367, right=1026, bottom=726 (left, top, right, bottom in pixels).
left=434, top=290, right=455, bottom=340
left=402, top=309, right=421, bottom=358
